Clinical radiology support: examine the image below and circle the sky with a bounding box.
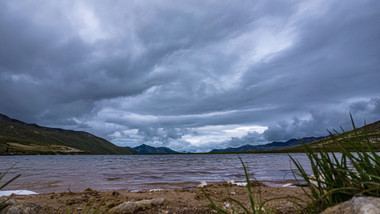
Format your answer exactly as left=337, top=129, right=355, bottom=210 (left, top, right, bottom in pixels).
left=0, top=0, right=379, bottom=152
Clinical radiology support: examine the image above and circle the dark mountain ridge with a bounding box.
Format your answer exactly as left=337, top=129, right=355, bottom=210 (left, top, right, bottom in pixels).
left=210, top=136, right=327, bottom=153
left=133, top=144, right=179, bottom=154
left=0, top=113, right=138, bottom=155
left=211, top=119, right=380, bottom=153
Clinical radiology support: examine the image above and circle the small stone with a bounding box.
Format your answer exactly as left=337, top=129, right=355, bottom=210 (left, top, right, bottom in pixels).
left=112, top=191, right=120, bottom=196
left=224, top=202, right=230, bottom=208
left=85, top=188, right=94, bottom=192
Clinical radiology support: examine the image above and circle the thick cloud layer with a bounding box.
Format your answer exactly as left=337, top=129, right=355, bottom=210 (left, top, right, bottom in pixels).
left=1, top=0, right=379, bottom=152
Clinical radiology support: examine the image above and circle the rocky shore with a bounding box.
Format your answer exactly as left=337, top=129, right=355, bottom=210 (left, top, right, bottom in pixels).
left=1, top=183, right=308, bottom=214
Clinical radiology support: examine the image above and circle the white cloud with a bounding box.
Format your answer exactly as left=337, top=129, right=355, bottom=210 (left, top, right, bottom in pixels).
left=182, top=125, right=267, bottom=146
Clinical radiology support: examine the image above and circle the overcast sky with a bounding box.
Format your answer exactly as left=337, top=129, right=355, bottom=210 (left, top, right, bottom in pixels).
left=1, top=0, right=379, bottom=152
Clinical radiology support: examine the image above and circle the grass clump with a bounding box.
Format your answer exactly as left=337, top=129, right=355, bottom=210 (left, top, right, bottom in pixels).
left=66, top=199, right=107, bottom=214
left=291, top=115, right=380, bottom=213
left=202, top=157, right=267, bottom=214
left=0, top=167, right=21, bottom=210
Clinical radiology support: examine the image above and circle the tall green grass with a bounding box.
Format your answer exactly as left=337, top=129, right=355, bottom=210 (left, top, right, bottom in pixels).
left=204, top=116, right=380, bottom=213
left=290, top=115, right=380, bottom=213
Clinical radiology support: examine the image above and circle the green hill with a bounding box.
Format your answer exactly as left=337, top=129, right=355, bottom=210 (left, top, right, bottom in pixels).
left=0, top=113, right=138, bottom=155
left=268, top=119, right=380, bottom=153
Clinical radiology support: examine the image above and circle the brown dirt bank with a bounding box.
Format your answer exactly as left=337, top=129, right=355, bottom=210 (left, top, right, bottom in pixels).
left=3, top=183, right=309, bottom=214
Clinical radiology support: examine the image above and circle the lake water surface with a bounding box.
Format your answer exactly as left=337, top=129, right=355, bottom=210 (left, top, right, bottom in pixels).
left=0, top=153, right=313, bottom=193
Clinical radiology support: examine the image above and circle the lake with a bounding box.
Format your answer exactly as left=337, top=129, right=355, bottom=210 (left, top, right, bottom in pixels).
left=0, top=153, right=313, bottom=193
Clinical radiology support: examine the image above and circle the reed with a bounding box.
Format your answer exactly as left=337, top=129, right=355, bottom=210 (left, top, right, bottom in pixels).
left=202, top=157, right=267, bottom=214
left=290, top=115, right=380, bottom=213
left=0, top=167, right=21, bottom=210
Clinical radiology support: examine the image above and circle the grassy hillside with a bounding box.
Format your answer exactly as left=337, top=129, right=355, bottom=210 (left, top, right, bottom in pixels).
left=268, top=119, right=380, bottom=153
left=0, top=114, right=138, bottom=155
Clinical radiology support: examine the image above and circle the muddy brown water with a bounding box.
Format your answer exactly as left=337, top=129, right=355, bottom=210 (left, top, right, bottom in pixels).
left=0, top=153, right=314, bottom=193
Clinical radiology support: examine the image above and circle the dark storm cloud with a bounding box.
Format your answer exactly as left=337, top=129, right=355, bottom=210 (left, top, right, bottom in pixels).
left=241, top=1, right=380, bottom=107
left=224, top=98, right=380, bottom=148
left=137, top=127, right=189, bottom=143
left=0, top=0, right=379, bottom=152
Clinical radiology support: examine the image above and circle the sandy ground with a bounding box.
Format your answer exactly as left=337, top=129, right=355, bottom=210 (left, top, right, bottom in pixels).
left=3, top=183, right=309, bottom=214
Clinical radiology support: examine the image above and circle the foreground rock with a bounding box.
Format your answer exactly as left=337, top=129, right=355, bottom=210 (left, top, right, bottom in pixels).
left=109, top=198, right=164, bottom=214
left=321, top=196, right=380, bottom=214
left=0, top=199, right=43, bottom=214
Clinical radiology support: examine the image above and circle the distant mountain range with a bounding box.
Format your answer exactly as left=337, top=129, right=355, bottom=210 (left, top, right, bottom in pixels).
left=0, top=113, right=138, bottom=155
left=209, top=136, right=327, bottom=153
left=133, top=144, right=179, bottom=154
left=2, top=112, right=378, bottom=155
